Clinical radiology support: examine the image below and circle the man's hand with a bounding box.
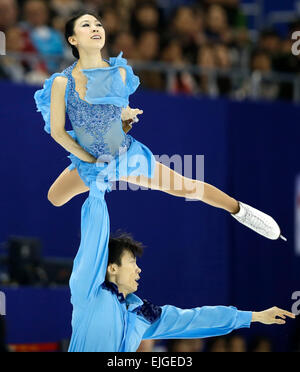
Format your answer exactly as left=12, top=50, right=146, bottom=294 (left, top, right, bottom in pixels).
left=252, top=307, right=296, bottom=325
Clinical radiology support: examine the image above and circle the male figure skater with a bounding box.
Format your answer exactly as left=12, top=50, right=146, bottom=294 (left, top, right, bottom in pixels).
left=68, top=232, right=295, bottom=352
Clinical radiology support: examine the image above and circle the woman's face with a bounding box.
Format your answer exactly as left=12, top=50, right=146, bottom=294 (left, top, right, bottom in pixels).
left=69, top=14, right=106, bottom=54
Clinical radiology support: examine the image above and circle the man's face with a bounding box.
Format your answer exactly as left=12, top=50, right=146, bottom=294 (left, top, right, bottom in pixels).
left=112, top=250, right=141, bottom=296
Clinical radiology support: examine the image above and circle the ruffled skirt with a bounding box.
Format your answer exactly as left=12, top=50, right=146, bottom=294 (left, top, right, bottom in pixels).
left=67, top=131, right=156, bottom=193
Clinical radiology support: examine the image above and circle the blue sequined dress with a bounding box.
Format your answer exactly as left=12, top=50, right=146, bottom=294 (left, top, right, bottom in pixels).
left=34, top=51, right=156, bottom=192
left=34, top=52, right=156, bottom=351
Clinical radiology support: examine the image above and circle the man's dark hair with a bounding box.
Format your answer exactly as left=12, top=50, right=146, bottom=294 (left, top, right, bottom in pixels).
left=108, top=231, right=144, bottom=267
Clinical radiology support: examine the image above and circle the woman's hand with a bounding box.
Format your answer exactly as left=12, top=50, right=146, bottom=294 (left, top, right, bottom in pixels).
left=121, top=106, right=143, bottom=134
left=122, top=119, right=134, bottom=134
left=121, top=106, right=143, bottom=122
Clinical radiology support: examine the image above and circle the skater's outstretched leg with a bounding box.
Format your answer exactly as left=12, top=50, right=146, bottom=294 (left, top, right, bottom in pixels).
left=121, top=161, right=285, bottom=241
left=120, top=161, right=239, bottom=213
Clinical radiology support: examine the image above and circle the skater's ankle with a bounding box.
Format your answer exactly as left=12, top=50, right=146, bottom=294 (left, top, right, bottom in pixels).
left=231, top=201, right=240, bottom=215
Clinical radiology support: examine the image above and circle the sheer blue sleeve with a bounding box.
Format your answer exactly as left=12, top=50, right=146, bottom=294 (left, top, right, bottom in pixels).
left=69, top=183, right=110, bottom=304
left=81, top=51, right=140, bottom=107
left=34, top=72, right=68, bottom=134
left=143, top=305, right=252, bottom=340
left=112, top=51, right=140, bottom=96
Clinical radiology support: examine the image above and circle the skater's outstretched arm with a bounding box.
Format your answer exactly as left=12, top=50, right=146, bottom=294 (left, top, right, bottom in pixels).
left=142, top=305, right=295, bottom=341
left=143, top=305, right=252, bottom=340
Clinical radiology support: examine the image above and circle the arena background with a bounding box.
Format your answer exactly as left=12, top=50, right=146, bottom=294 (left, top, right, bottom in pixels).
left=0, top=0, right=300, bottom=352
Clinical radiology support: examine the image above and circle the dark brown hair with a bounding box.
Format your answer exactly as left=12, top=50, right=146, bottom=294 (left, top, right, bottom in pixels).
left=108, top=231, right=144, bottom=267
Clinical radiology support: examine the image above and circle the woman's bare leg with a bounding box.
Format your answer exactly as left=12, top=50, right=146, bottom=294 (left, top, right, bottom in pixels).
left=47, top=162, right=283, bottom=240
left=120, top=161, right=239, bottom=214
left=48, top=167, right=89, bottom=207
left=48, top=161, right=239, bottom=213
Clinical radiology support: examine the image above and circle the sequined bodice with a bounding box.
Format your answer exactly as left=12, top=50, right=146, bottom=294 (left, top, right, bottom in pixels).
left=63, top=62, right=131, bottom=162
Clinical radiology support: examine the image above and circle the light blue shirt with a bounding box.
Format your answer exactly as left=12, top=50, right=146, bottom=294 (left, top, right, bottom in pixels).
left=68, top=188, right=252, bottom=352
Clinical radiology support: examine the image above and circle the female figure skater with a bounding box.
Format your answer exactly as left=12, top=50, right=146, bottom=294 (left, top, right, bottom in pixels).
left=34, top=11, right=285, bottom=242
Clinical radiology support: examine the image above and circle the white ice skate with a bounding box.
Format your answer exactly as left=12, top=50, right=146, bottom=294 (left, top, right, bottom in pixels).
left=231, top=202, right=287, bottom=241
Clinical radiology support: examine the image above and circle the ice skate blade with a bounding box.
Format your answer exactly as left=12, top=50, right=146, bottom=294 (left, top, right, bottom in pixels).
left=280, top=235, right=287, bottom=242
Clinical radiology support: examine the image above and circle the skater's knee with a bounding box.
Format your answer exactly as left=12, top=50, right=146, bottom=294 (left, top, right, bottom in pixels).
left=191, top=180, right=205, bottom=200
left=182, top=179, right=204, bottom=198
left=47, top=188, right=65, bottom=207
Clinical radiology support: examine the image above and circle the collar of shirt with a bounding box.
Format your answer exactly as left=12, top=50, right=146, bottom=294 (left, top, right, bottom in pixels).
left=102, top=281, right=144, bottom=311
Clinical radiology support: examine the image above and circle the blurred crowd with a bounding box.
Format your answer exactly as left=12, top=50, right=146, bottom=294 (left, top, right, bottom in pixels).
left=137, top=334, right=275, bottom=352
left=1, top=0, right=300, bottom=100
left=136, top=330, right=300, bottom=352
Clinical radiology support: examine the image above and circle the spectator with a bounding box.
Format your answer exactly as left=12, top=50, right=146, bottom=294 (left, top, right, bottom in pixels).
left=160, top=39, right=196, bottom=94
left=195, top=44, right=218, bottom=96
left=235, top=50, right=279, bottom=101
left=170, top=6, right=197, bottom=37
left=0, top=0, right=45, bottom=81
left=249, top=336, right=272, bottom=352
left=0, top=0, right=41, bottom=69
left=231, top=26, right=251, bottom=69
left=215, top=43, right=231, bottom=69
left=117, top=0, right=136, bottom=26
left=251, top=50, right=272, bottom=73
left=81, top=0, right=101, bottom=14
left=0, top=0, right=297, bottom=103
left=206, top=336, right=228, bottom=352
left=130, top=1, right=163, bottom=35
left=136, top=30, right=164, bottom=90
left=160, top=39, right=185, bottom=66
left=227, top=334, right=247, bottom=352
left=168, top=338, right=204, bottom=352
left=205, top=4, right=233, bottom=45
left=112, top=31, right=139, bottom=60
left=193, top=5, right=207, bottom=48
left=0, top=25, right=47, bottom=84
left=21, top=0, right=65, bottom=73
left=136, top=339, right=156, bottom=352
left=50, top=0, right=84, bottom=37
left=50, top=0, right=83, bottom=18
left=250, top=50, right=279, bottom=101
left=100, top=7, right=122, bottom=56
left=137, top=30, right=160, bottom=61
left=202, top=0, right=246, bottom=28
left=168, top=6, right=199, bottom=62
left=214, top=43, right=232, bottom=95
left=258, top=29, right=282, bottom=58
left=0, top=0, right=18, bottom=32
